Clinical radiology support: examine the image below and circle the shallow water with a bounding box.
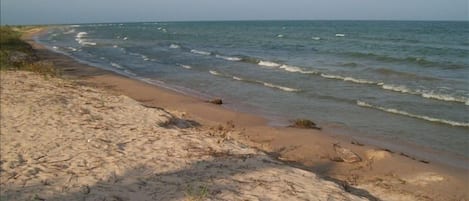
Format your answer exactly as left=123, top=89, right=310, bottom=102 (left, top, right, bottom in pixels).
left=38, top=21, right=469, bottom=168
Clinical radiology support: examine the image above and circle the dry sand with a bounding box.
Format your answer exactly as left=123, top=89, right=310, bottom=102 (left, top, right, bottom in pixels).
left=0, top=28, right=466, bottom=201
left=0, top=71, right=366, bottom=201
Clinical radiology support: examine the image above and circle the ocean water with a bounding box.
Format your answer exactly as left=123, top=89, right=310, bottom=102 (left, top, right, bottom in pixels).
left=38, top=21, right=469, bottom=168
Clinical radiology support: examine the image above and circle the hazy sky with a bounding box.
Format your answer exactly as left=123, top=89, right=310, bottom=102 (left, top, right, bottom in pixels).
left=1, top=0, right=468, bottom=25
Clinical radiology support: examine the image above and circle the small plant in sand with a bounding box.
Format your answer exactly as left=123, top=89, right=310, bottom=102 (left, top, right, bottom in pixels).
left=290, top=119, right=321, bottom=130
left=184, top=185, right=209, bottom=201
left=23, top=61, right=60, bottom=78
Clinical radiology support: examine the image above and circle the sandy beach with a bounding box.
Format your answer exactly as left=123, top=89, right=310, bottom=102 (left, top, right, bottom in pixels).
left=0, top=28, right=467, bottom=201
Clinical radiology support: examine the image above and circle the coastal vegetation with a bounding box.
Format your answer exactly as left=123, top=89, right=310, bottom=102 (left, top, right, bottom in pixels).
left=0, top=26, right=57, bottom=76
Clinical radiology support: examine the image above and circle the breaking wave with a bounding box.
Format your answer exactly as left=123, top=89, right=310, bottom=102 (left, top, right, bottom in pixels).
left=261, top=82, right=299, bottom=92
left=258, top=60, right=281, bottom=67
left=357, top=101, right=469, bottom=127
left=320, top=73, right=381, bottom=85
left=141, top=55, right=150, bottom=61
left=380, top=84, right=469, bottom=105
left=279, top=64, right=318, bottom=74
left=215, top=55, right=242, bottom=61
left=208, top=70, right=300, bottom=92
left=190, top=49, right=212, bottom=56
left=179, top=64, right=192, bottom=69
left=76, top=32, right=87, bottom=38
left=75, top=32, right=96, bottom=46
left=169, top=44, right=180, bottom=49
left=110, top=62, right=124, bottom=69
left=67, top=47, right=78, bottom=52
left=63, top=29, right=76, bottom=34
left=209, top=70, right=221, bottom=75
left=344, top=52, right=466, bottom=69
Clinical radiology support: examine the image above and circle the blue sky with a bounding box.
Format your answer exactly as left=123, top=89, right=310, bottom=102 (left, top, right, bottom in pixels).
left=1, top=0, right=468, bottom=25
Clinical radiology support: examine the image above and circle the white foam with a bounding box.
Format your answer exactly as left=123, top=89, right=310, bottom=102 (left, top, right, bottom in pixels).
left=63, top=29, right=76, bottom=34
left=179, top=64, right=192, bottom=69
left=52, top=46, right=58, bottom=49
left=76, top=32, right=88, bottom=38
left=312, top=37, right=321, bottom=40
left=215, top=55, right=242, bottom=61
left=381, top=84, right=469, bottom=105
left=209, top=70, right=220, bottom=75
left=357, top=101, right=469, bottom=127
left=279, top=64, right=317, bottom=74
left=191, top=49, right=211, bottom=56
left=67, top=47, right=77, bottom=51
left=110, top=62, right=124, bottom=69
left=262, top=82, right=300, bottom=92
left=124, top=70, right=137, bottom=76
left=258, top=60, right=281, bottom=67
left=141, top=55, right=150, bottom=61
left=69, top=25, right=81, bottom=28
left=320, top=73, right=378, bottom=85
left=232, top=76, right=243, bottom=81
left=123, top=37, right=128, bottom=40
left=75, top=32, right=96, bottom=46
left=335, top=33, right=345, bottom=37
left=77, top=40, right=96, bottom=46
left=381, top=84, right=417, bottom=94
left=113, top=45, right=119, bottom=48
left=169, top=44, right=180, bottom=49
left=277, top=34, right=284, bottom=38
left=207, top=70, right=299, bottom=92
left=420, top=91, right=469, bottom=105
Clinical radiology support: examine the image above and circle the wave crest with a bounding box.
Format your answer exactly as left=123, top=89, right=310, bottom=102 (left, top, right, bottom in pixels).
left=110, top=62, right=124, bottom=69
left=215, top=55, right=242, bottom=61
left=380, top=84, right=469, bottom=105
left=357, top=101, right=469, bottom=127
left=169, top=44, right=180, bottom=49
left=320, top=73, right=380, bottom=85
left=179, top=64, right=192, bottom=69
left=191, top=49, right=211, bottom=56
left=208, top=70, right=299, bottom=92
left=258, top=60, right=281, bottom=67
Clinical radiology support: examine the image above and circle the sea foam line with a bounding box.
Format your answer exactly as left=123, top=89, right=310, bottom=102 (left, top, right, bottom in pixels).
left=208, top=70, right=300, bottom=92
left=190, top=49, right=211, bottom=56
left=380, top=84, right=469, bottom=105
left=215, top=55, right=242, bottom=61
left=179, top=64, right=192, bottom=69
left=258, top=60, right=281, bottom=67
left=110, top=62, right=124, bottom=69
left=316, top=71, right=468, bottom=105
left=320, top=73, right=381, bottom=85
left=357, top=101, right=469, bottom=127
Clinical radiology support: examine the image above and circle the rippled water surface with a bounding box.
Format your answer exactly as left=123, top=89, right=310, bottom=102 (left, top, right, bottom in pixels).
left=38, top=21, right=469, bottom=167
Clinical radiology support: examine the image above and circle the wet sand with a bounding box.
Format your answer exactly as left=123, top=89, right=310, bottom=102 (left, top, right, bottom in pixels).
left=4, top=28, right=466, bottom=200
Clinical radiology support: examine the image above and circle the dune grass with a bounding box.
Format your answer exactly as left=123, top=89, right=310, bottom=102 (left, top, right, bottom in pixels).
left=0, top=26, right=59, bottom=76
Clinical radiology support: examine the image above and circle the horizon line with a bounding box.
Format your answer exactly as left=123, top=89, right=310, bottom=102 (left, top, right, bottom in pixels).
left=2, top=18, right=468, bottom=26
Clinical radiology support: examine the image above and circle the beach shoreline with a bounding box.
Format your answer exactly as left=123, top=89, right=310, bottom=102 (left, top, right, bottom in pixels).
left=16, top=27, right=469, bottom=200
